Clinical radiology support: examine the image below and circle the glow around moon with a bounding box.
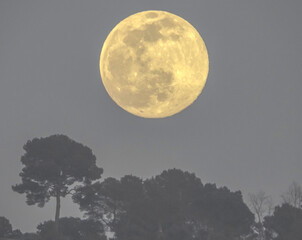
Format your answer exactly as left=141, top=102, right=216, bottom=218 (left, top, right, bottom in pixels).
left=100, top=10, right=209, bottom=118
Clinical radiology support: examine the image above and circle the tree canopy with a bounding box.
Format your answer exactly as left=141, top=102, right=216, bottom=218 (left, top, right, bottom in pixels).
left=37, top=217, right=106, bottom=240
left=12, top=135, right=103, bottom=236
left=74, top=169, right=254, bottom=240
left=4, top=134, right=301, bottom=240
left=0, top=216, right=13, bottom=238
left=264, top=203, right=302, bottom=240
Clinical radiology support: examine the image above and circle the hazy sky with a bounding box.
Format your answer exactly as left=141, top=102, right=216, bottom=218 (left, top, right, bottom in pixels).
left=0, top=0, right=301, bottom=232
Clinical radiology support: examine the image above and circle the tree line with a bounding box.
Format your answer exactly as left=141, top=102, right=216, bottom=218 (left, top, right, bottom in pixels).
left=0, top=134, right=301, bottom=240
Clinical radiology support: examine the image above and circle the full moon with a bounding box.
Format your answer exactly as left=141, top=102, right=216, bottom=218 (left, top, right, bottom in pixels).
left=100, top=10, right=209, bottom=118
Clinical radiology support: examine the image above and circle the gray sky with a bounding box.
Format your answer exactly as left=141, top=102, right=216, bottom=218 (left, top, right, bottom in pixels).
left=0, top=0, right=301, bottom=233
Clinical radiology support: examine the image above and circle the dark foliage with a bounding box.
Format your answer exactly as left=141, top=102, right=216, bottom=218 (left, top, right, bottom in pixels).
left=0, top=216, right=13, bottom=238
left=12, top=135, right=103, bottom=206
left=12, top=135, right=103, bottom=236
left=21, top=233, right=41, bottom=240
left=74, top=169, right=254, bottom=240
left=0, top=216, right=22, bottom=239
left=264, top=203, right=302, bottom=240
left=37, top=217, right=106, bottom=240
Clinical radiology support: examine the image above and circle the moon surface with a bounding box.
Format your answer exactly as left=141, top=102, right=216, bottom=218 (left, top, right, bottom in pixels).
left=100, top=10, right=209, bottom=118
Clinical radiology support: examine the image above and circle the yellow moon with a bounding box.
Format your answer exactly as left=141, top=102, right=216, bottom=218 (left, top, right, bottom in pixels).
left=100, top=10, right=209, bottom=118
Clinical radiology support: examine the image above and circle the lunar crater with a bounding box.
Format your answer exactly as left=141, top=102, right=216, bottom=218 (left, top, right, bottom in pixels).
left=145, top=12, right=159, bottom=19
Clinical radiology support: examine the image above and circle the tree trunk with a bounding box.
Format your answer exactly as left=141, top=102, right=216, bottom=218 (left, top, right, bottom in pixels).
left=258, top=221, right=265, bottom=240
left=54, top=187, right=61, bottom=238
left=157, top=223, right=164, bottom=240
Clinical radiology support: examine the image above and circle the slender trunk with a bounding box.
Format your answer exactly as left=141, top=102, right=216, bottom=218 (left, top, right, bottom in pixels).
left=157, top=223, right=164, bottom=240
left=258, top=220, right=265, bottom=240
left=54, top=187, right=61, bottom=238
